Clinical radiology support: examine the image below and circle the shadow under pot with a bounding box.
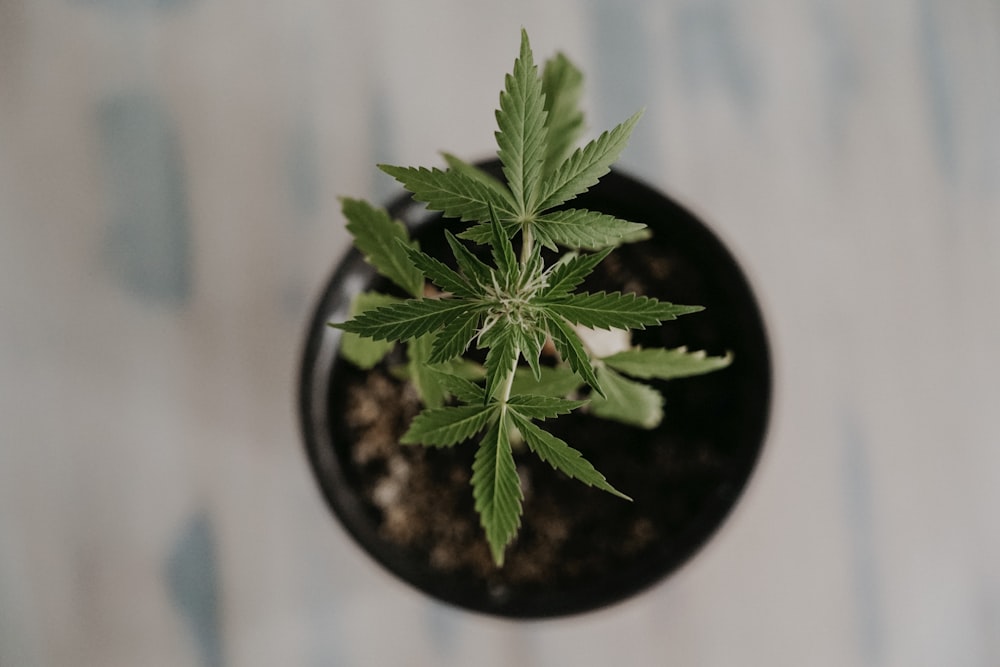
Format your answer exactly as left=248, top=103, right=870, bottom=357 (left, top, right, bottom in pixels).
left=298, top=161, right=772, bottom=619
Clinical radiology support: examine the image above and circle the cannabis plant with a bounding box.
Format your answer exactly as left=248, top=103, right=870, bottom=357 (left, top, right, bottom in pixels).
left=334, top=29, right=731, bottom=565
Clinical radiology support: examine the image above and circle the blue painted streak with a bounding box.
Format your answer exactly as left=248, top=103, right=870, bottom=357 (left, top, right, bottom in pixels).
left=165, top=511, right=223, bottom=667
left=917, top=0, right=958, bottom=179
left=811, top=0, right=861, bottom=145
left=674, top=0, right=759, bottom=110
left=584, top=2, right=659, bottom=172
left=99, top=92, right=192, bottom=305
left=841, top=414, right=884, bottom=665
left=73, top=0, right=196, bottom=12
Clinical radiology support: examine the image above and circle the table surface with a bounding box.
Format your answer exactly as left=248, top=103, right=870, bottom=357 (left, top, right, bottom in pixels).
left=2, top=1, right=999, bottom=665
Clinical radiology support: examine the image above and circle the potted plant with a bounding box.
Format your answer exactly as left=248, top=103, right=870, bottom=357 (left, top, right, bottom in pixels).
left=298, top=29, right=770, bottom=618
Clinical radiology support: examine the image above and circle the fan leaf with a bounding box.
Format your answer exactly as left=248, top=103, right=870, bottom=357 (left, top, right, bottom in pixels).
left=471, top=413, right=523, bottom=565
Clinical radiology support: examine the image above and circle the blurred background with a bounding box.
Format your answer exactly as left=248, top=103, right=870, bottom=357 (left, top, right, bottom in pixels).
left=2, top=1, right=999, bottom=665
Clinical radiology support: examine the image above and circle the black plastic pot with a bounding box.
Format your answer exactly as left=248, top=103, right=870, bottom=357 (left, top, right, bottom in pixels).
left=298, top=161, right=771, bottom=618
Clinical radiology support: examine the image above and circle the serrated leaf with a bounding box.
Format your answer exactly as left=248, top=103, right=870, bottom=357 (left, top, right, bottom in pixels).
left=425, top=368, right=485, bottom=403
left=543, top=247, right=612, bottom=297
left=442, top=153, right=515, bottom=206
left=445, top=230, right=494, bottom=289
left=429, top=311, right=481, bottom=363
left=336, top=298, right=481, bottom=341
left=511, top=365, right=584, bottom=397
left=341, top=198, right=423, bottom=297
left=456, top=220, right=521, bottom=245
left=401, top=404, right=496, bottom=447
left=489, top=204, right=517, bottom=287
left=533, top=209, right=647, bottom=250
left=506, top=395, right=586, bottom=420
left=589, top=366, right=664, bottom=429
left=602, top=346, right=734, bottom=380
left=481, top=322, right=519, bottom=404
left=496, top=29, right=548, bottom=214
left=408, top=333, right=446, bottom=408
left=399, top=241, right=480, bottom=298
left=535, top=110, right=643, bottom=212
left=516, top=325, right=547, bottom=381
left=541, top=52, right=585, bottom=175
left=544, top=314, right=602, bottom=396
left=541, top=292, right=703, bottom=331
left=508, top=411, right=629, bottom=499
left=471, top=413, right=523, bottom=565
left=378, top=164, right=516, bottom=222
left=338, top=292, right=401, bottom=369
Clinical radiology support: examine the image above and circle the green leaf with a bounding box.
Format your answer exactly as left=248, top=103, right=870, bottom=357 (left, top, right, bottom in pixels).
left=602, top=346, right=734, bottom=380
left=481, top=322, right=519, bottom=404
left=535, top=110, right=643, bottom=212
left=506, top=394, right=586, bottom=420
left=456, top=220, right=521, bottom=245
left=544, top=314, right=602, bottom=396
left=408, top=333, right=447, bottom=408
left=515, top=324, right=547, bottom=381
left=532, top=209, right=647, bottom=250
left=401, top=404, right=496, bottom=447
left=445, top=230, right=495, bottom=288
left=471, top=413, right=523, bottom=565
left=338, top=292, right=401, bottom=369
left=496, top=29, right=548, bottom=214
left=425, top=368, right=485, bottom=403
left=543, top=247, right=612, bottom=297
left=442, top=153, right=515, bottom=206
left=541, top=52, right=585, bottom=175
left=541, top=292, right=703, bottom=331
left=508, top=411, right=629, bottom=499
left=378, top=164, right=517, bottom=222
left=341, top=198, right=423, bottom=297
left=511, top=365, right=584, bottom=397
left=399, top=241, right=480, bottom=298
left=336, top=298, right=480, bottom=342
left=589, top=366, right=664, bottom=429
left=429, top=311, right=481, bottom=363
left=489, top=204, right=517, bottom=287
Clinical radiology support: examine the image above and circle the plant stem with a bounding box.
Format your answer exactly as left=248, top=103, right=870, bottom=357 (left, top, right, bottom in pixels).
left=498, top=346, right=521, bottom=406
left=520, top=224, right=534, bottom=267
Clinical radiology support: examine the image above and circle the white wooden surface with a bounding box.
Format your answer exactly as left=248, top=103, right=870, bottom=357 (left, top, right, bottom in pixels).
left=2, top=1, right=999, bottom=665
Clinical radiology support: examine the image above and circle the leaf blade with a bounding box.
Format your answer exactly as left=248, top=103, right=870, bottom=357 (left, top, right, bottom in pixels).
left=429, top=310, right=481, bottom=363
left=495, top=29, right=548, bottom=213
left=378, top=165, right=516, bottom=222
left=602, top=346, right=734, bottom=380
left=541, top=52, right=585, bottom=175
left=471, top=413, right=523, bottom=565
left=589, top=365, right=664, bottom=430
left=532, top=209, right=647, bottom=250
left=542, top=247, right=613, bottom=297
left=535, top=110, right=643, bottom=212
left=401, top=404, right=496, bottom=447
left=335, top=298, right=480, bottom=342
left=399, top=241, right=479, bottom=298
left=481, top=321, right=520, bottom=404
left=544, top=314, right=602, bottom=396
left=337, top=292, right=402, bottom=369
left=541, top=291, right=704, bottom=331
left=508, top=410, right=629, bottom=499
left=506, top=394, right=586, bottom=420
left=341, top=198, right=423, bottom=297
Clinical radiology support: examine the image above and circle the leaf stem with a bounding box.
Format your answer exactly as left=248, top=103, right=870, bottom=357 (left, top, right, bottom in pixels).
left=520, top=224, right=534, bottom=268
left=498, top=346, right=521, bottom=407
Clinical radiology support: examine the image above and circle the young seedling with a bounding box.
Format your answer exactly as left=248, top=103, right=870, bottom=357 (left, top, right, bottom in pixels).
left=333, top=29, right=731, bottom=565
